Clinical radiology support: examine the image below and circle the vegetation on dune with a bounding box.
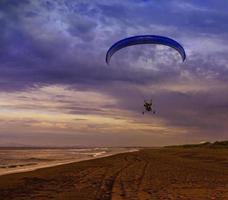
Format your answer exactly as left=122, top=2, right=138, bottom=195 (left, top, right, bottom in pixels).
left=166, top=140, right=228, bottom=149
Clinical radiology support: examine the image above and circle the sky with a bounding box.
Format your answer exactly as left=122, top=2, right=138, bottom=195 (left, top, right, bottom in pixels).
left=0, top=0, right=228, bottom=146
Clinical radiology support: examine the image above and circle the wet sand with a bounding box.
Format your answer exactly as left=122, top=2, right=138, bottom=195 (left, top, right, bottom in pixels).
left=0, top=147, right=227, bottom=200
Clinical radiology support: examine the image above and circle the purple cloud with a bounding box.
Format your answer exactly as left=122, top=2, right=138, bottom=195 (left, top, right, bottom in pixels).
left=0, top=0, right=228, bottom=145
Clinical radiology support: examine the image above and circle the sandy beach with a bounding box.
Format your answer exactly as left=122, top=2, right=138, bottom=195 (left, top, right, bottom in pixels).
left=0, top=146, right=227, bottom=200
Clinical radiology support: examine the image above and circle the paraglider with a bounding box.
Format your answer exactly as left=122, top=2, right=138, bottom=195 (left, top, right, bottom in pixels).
left=142, top=99, right=156, bottom=115
left=105, top=35, right=186, bottom=114
left=106, top=35, right=186, bottom=64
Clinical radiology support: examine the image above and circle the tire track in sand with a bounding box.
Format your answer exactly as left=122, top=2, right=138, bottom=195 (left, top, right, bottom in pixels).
left=111, top=155, right=151, bottom=200
left=136, top=160, right=151, bottom=200
left=95, top=155, right=134, bottom=200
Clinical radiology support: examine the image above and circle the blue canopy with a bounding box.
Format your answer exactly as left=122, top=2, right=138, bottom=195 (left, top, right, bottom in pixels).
left=106, top=35, right=186, bottom=64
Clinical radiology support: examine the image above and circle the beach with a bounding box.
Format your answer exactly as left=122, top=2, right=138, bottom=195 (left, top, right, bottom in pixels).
left=0, top=147, right=137, bottom=176
left=0, top=146, right=227, bottom=200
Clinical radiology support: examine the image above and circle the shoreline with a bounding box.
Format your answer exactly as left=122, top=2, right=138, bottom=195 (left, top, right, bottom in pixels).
left=0, top=149, right=139, bottom=177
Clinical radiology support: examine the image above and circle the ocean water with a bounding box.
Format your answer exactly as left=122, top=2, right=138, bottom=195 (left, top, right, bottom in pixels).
left=0, top=147, right=137, bottom=176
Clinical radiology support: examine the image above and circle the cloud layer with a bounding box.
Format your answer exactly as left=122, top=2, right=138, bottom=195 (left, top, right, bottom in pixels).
left=0, top=0, right=227, bottom=146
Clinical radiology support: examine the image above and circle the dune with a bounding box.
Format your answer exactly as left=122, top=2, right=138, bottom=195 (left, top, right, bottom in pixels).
left=0, top=146, right=227, bottom=200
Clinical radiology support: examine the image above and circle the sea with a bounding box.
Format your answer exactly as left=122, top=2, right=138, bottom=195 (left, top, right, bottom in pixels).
left=0, top=147, right=138, bottom=176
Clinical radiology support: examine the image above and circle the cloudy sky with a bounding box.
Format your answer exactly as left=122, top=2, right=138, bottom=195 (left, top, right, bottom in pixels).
left=0, top=0, right=228, bottom=146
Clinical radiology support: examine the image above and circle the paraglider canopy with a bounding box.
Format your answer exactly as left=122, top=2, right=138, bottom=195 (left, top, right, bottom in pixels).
left=106, top=35, right=186, bottom=64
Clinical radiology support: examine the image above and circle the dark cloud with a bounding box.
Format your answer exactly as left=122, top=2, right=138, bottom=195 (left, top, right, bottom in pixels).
left=0, top=0, right=227, bottom=90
